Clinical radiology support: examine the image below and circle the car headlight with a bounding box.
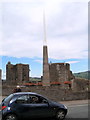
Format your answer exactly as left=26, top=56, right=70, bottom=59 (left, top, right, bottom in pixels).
left=64, top=105, right=67, bottom=109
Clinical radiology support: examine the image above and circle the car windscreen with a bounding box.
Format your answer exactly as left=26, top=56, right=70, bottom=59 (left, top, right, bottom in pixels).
left=3, top=94, right=14, bottom=103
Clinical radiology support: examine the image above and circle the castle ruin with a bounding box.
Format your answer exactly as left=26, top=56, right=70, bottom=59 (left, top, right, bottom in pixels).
left=49, top=63, right=75, bottom=87
left=6, top=62, right=29, bottom=85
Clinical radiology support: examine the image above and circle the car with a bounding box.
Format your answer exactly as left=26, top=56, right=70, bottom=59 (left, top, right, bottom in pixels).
left=0, top=92, right=67, bottom=120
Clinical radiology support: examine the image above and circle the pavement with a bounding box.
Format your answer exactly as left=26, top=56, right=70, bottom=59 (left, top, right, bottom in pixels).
left=60, top=99, right=88, bottom=106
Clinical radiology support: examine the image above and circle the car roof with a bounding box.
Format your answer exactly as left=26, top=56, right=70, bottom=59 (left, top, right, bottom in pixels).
left=13, top=92, right=42, bottom=97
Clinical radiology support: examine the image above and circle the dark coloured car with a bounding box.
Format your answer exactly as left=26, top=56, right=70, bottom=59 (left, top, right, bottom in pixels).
left=0, top=92, right=67, bottom=120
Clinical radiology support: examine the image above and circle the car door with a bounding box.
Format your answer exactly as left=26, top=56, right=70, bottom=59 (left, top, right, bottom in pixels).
left=15, top=94, right=53, bottom=119
left=27, top=95, right=52, bottom=118
left=14, top=94, right=31, bottom=119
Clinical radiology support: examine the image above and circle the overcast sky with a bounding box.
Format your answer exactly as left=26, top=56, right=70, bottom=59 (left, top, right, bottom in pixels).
left=0, top=0, right=88, bottom=78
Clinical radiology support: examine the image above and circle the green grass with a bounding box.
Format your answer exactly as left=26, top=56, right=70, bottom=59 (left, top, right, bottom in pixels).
left=73, top=71, right=89, bottom=80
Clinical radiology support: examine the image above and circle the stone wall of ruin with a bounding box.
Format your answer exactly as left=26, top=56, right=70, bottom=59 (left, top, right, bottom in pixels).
left=2, top=85, right=89, bottom=101
left=72, top=78, right=89, bottom=91
left=6, top=62, right=29, bottom=85
left=49, top=63, right=74, bottom=84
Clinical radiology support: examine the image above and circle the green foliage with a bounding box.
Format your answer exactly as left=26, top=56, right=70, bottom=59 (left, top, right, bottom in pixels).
left=73, top=71, right=90, bottom=80
left=30, top=77, right=41, bottom=81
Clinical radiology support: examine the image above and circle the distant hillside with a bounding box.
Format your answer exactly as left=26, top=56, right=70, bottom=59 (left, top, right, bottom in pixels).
left=73, top=71, right=90, bottom=80
left=30, top=77, right=41, bottom=82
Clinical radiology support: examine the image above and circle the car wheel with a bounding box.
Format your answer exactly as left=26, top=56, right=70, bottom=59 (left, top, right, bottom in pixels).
left=4, top=114, right=17, bottom=120
left=56, top=109, right=66, bottom=120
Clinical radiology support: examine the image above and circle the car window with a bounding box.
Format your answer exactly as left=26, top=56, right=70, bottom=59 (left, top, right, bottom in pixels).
left=30, top=96, right=39, bottom=103
left=3, top=94, right=13, bottom=103
left=29, top=95, right=48, bottom=104
left=39, top=96, right=48, bottom=104
left=16, top=95, right=29, bottom=104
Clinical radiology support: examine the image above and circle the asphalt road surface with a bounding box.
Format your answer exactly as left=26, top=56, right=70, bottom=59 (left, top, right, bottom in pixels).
left=66, top=104, right=88, bottom=119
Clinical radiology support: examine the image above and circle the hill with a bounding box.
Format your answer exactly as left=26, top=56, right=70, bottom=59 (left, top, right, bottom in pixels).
left=73, top=71, right=89, bottom=80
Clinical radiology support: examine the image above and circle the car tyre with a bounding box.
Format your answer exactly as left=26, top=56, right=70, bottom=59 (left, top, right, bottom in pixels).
left=56, top=109, right=66, bottom=120
left=4, top=114, right=17, bottom=120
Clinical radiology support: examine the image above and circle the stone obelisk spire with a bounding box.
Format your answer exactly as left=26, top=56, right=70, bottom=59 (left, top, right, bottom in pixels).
left=42, top=11, right=50, bottom=86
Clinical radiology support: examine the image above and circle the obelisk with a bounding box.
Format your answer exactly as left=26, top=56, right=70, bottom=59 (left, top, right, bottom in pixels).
left=42, top=11, right=50, bottom=86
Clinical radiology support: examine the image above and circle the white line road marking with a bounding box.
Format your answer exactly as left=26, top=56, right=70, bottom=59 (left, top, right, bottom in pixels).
left=68, top=104, right=88, bottom=108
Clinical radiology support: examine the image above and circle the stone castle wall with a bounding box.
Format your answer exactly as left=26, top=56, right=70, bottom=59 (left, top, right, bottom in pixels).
left=72, top=78, right=89, bottom=91
left=49, top=63, right=74, bottom=84
left=2, top=85, right=89, bottom=102
left=6, top=62, right=29, bottom=85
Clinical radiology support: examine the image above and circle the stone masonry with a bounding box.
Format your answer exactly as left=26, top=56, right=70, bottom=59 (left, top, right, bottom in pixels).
left=6, top=62, right=29, bottom=85
left=49, top=63, right=75, bottom=87
left=2, top=85, right=89, bottom=101
left=42, top=45, right=50, bottom=86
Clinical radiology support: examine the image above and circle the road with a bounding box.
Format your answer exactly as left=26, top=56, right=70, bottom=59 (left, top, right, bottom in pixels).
left=66, top=104, right=88, bottom=119
left=59, top=100, right=88, bottom=119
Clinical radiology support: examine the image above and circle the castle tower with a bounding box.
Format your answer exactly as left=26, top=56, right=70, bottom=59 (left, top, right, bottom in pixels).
left=42, top=11, right=50, bottom=86
left=6, top=62, right=29, bottom=85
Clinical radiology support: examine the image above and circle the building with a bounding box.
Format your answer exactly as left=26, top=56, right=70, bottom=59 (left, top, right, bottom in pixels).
left=6, top=62, right=29, bottom=85
left=49, top=63, right=75, bottom=87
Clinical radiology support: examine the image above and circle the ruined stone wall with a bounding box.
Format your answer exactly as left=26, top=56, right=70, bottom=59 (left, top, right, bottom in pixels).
left=6, top=62, right=29, bottom=85
left=72, top=78, right=89, bottom=92
left=6, top=62, right=15, bottom=84
left=2, top=85, right=89, bottom=101
left=22, top=65, right=29, bottom=82
left=49, top=63, right=74, bottom=84
left=17, top=64, right=23, bottom=84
